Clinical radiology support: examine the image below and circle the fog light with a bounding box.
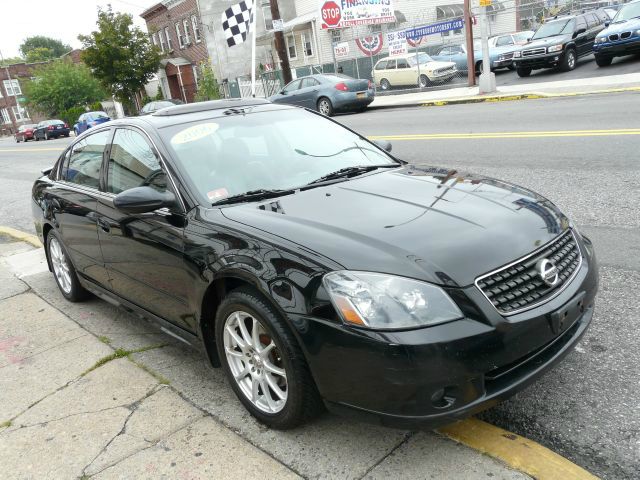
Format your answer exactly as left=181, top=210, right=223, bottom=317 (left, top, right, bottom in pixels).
left=554, top=56, right=559, bottom=61
left=431, top=386, right=457, bottom=409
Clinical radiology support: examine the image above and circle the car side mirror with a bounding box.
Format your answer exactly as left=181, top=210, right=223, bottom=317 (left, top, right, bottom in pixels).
left=280, top=90, right=286, bottom=95
left=573, top=28, right=586, bottom=38
left=114, top=186, right=176, bottom=214
left=604, top=22, right=609, bottom=27
left=373, top=139, right=393, bottom=153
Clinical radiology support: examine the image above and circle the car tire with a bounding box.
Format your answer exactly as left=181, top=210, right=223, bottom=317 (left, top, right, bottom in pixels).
left=317, top=97, right=334, bottom=117
left=516, top=67, right=532, bottom=77
left=35, top=134, right=39, bottom=141
left=595, top=55, right=613, bottom=67
left=508, top=64, right=516, bottom=71
left=46, top=230, right=90, bottom=302
left=45, top=132, right=49, bottom=140
left=15, top=137, right=20, bottom=143
left=418, top=74, right=432, bottom=88
left=475, top=61, right=483, bottom=74
left=380, top=78, right=391, bottom=91
left=560, top=48, right=577, bottom=72
left=215, top=287, right=324, bottom=430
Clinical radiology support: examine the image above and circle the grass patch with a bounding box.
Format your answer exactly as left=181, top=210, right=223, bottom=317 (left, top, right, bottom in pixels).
left=0, top=420, right=11, bottom=429
left=97, top=336, right=111, bottom=345
left=131, top=359, right=171, bottom=385
left=81, top=344, right=168, bottom=377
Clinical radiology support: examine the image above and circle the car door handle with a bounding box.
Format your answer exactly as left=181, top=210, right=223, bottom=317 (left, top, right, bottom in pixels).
left=97, top=218, right=111, bottom=233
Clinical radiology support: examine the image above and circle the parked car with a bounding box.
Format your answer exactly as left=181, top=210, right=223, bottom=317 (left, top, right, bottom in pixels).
left=33, top=98, right=598, bottom=430
left=593, top=0, right=640, bottom=66
left=74, top=111, right=111, bottom=135
left=432, top=33, right=534, bottom=72
left=15, top=124, right=38, bottom=142
left=512, top=11, right=608, bottom=76
left=140, top=99, right=184, bottom=115
left=372, top=53, right=457, bottom=90
left=269, top=74, right=374, bottom=116
left=34, top=120, right=70, bottom=140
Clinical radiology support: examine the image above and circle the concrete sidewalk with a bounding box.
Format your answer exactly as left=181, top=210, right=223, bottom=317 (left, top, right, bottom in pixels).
left=0, top=236, right=532, bottom=479
left=369, top=72, right=640, bottom=109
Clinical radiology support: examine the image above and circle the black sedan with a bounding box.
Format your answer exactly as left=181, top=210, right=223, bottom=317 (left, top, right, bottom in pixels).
left=34, top=119, right=71, bottom=140
left=269, top=74, right=375, bottom=116
left=32, top=99, right=598, bottom=430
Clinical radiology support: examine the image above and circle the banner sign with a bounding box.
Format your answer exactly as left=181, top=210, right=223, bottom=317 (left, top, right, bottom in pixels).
left=320, top=0, right=395, bottom=29
left=355, top=33, right=384, bottom=56
left=386, top=30, right=408, bottom=56
left=405, top=18, right=464, bottom=39
left=334, top=41, right=350, bottom=58
left=407, top=36, right=425, bottom=47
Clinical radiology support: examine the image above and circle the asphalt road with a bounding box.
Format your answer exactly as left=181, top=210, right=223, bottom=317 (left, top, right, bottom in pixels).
left=337, top=92, right=640, bottom=479
left=0, top=91, right=638, bottom=478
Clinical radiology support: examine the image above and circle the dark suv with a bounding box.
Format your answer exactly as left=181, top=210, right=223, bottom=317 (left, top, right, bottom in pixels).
left=513, top=11, right=608, bottom=76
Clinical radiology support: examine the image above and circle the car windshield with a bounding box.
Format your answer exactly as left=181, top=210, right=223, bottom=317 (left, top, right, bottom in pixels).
left=513, top=32, right=532, bottom=43
left=407, top=53, right=434, bottom=66
left=93, top=111, right=109, bottom=118
left=160, top=108, right=397, bottom=204
left=532, top=19, right=576, bottom=39
left=614, top=2, right=640, bottom=22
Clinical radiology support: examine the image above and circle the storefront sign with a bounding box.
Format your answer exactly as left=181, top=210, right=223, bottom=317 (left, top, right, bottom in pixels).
left=320, top=0, right=396, bottom=29
left=405, top=18, right=465, bottom=39
left=386, top=31, right=408, bottom=56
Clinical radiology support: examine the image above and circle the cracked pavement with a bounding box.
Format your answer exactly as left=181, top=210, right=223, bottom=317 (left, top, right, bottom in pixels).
left=0, top=237, right=531, bottom=479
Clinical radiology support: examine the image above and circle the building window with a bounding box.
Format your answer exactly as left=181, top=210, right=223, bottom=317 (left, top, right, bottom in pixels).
left=176, top=23, right=185, bottom=48
left=3, top=79, right=21, bottom=96
left=159, top=30, right=166, bottom=52
left=152, top=33, right=158, bottom=47
left=286, top=35, right=297, bottom=59
left=302, top=33, right=313, bottom=57
left=0, top=108, right=10, bottom=124
left=191, top=15, right=202, bottom=43
left=183, top=19, right=191, bottom=45
left=165, top=26, right=173, bottom=51
left=192, top=65, right=199, bottom=88
left=12, top=105, right=29, bottom=121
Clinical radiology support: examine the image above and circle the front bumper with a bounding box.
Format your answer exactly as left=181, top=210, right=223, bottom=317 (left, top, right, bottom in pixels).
left=514, top=52, right=565, bottom=70
left=295, top=234, right=598, bottom=430
left=492, top=58, right=514, bottom=69
left=593, top=37, right=640, bottom=57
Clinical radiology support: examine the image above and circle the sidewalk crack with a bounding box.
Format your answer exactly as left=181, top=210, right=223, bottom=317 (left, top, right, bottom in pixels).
left=357, top=431, right=415, bottom=479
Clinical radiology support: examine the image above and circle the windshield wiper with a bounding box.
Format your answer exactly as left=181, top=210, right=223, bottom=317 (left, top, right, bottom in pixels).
left=213, top=188, right=295, bottom=206
left=305, top=164, right=399, bottom=186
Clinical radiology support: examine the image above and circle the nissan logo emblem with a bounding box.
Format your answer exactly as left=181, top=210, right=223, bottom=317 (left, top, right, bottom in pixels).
left=537, top=258, right=560, bottom=287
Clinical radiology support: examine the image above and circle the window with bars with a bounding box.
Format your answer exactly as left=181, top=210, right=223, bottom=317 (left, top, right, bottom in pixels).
left=183, top=19, right=191, bottom=45
left=191, top=15, right=202, bottom=43
left=165, top=27, right=173, bottom=51
left=159, top=30, right=166, bottom=52
left=3, top=79, right=21, bottom=96
left=176, top=23, right=185, bottom=48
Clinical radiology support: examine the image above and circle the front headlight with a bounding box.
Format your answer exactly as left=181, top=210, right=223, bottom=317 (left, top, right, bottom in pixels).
left=323, top=271, right=463, bottom=330
left=548, top=44, right=563, bottom=52
left=635, top=29, right=640, bottom=36
left=513, top=51, right=521, bottom=58
left=596, top=36, right=607, bottom=43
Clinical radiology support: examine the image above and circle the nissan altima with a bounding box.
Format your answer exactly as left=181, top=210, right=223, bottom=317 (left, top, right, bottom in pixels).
left=32, top=99, right=598, bottom=430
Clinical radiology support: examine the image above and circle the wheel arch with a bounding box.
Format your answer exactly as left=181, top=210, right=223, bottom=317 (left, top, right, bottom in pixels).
left=42, top=222, right=54, bottom=272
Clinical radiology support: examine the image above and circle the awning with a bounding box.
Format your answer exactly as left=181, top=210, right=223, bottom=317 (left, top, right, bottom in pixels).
left=436, top=4, right=465, bottom=19
left=394, top=10, right=407, bottom=24
left=161, top=57, right=192, bottom=67
left=487, top=1, right=506, bottom=14
left=257, top=12, right=318, bottom=42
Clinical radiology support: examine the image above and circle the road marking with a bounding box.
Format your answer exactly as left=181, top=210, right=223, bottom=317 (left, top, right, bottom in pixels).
left=0, top=226, right=42, bottom=248
left=438, top=418, right=598, bottom=480
left=369, top=128, right=640, bottom=141
left=0, top=147, right=65, bottom=153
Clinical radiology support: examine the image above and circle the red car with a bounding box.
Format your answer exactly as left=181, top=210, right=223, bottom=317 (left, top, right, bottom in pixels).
left=15, top=124, right=38, bottom=143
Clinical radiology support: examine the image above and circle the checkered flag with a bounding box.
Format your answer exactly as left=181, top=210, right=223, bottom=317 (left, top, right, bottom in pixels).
left=221, top=0, right=255, bottom=47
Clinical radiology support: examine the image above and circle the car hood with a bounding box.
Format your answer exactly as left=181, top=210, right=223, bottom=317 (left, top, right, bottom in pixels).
left=424, top=60, right=456, bottom=70
left=521, top=34, right=572, bottom=49
left=218, top=166, right=569, bottom=287
left=600, top=17, right=640, bottom=35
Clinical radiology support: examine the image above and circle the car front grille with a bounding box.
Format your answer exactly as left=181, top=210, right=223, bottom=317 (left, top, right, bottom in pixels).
left=522, top=47, right=546, bottom=57
left=475, top=229, right=582, bottom=315
left=435, top=66, right=455, bottom=75
left=609, top=33, right=619, bottom=41
left=501, top=52, right=514, bottom=60
left=621, top=31, right=631, bottom=39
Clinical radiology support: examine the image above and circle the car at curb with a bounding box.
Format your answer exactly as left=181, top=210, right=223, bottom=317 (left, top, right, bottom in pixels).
left=140, top=99, right=184, bottom=115
left=74, top=111, right=111, bottom=135
left=32, top=99, right=598, bottom=430
left=373, top=53, right=457, bottom=90
left=269, top=74, right=374, bottom=116
left=593, top=0, right=640, bottom=66
left=34, top=120, right=70, bottom=140
left=15, top=124, right=38, bottom=142
left=513, top=11, right=608, bottom=77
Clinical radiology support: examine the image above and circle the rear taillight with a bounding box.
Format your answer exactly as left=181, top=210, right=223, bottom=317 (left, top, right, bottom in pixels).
left=48, top=125, right=54, bottom=130
left=335, top=82, right=349, bottom=92
left=64, top=123, right=68, bottom=128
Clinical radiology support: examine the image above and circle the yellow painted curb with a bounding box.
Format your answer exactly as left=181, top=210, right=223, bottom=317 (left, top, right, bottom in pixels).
left=0, top=226, right=42, bottom=248
left=368, top=128, right=640, bottom=141
left=438, top=418, right=599, bottom=480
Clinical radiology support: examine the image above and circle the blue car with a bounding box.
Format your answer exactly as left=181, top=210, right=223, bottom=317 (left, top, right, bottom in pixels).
left=593, top=0, right=640, bottom=66
left=74, top=111, right=111, bottom=135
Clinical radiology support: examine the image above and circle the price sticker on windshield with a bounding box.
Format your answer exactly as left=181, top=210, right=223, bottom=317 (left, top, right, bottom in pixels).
left=171, top=123, right=219, bottom=145
left=479, top=0, right=492, bottom=6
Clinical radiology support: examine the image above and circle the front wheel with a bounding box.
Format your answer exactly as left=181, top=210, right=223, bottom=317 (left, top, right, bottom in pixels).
left=595, top=55, right=613, bottom=67
left=317, top=97, right=334, bottom=116
left=47, top=230, right=89, bottom=302
left=418, top=74, right=432, bottom=88
left=379, top=78, right=391, bottom=91
left=215, top=288, right=323, bottom=429
left=560, top=48, right=577, bottom=72
left=516, top=67, right=532, bottom=77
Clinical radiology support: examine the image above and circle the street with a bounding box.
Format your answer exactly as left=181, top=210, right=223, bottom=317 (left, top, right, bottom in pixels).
left=1, top=91, right=639, bottom=479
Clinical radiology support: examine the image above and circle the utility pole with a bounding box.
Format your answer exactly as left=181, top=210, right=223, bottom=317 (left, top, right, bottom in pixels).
left=269, top=0, right=292, bottom=85
left=0, top=50, right=18, bottom=133
left=463, top=0, right=476, bottom=87
left=478, top=1, right=496, bottom=93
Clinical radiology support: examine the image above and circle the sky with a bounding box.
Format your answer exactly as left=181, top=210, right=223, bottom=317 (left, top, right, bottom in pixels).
left=0, top=0, right=158, bottom=59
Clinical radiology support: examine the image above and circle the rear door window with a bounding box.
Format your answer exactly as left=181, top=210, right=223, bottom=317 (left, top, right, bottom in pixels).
left=283, top=80, right=301, bottom=93
left=386, top=59, right=397, bottom=70
left=396, top=58, right=410, bottom=69
left=62, top=129, right=110, bottom=189
left=300, top=78, right=320, bottom=88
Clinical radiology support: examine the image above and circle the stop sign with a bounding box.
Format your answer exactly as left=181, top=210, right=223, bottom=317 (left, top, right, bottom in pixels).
left=321, top=1, right=341, bottom=28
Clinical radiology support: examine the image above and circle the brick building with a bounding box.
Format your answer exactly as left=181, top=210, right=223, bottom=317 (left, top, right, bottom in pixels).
left=141, top=0, right=209, bottom=103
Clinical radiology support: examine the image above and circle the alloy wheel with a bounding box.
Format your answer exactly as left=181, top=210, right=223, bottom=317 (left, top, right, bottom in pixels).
left=318, top=99, right=331, bottom=116
left=567, top=51, right=576, bottom=69
left=223, top=311, right=288, bottom=414
left=49, top=237, right=72, bottom=294
left=380, top=79, right=390, bottom=90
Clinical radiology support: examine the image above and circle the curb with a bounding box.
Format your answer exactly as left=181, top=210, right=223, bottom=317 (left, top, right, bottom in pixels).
left=438, top=418, right=598, bottom=480
left=0, top=226, right=42, bottom=248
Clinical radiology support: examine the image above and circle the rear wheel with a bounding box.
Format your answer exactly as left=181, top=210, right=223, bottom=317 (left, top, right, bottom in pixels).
left=475, top=61, right=483, bottom=74
left=380, top=78, right=391, bottom=91
left=317, top=97, right=334, bottom=117
left=45, top=132, right=49, bottom=140
left=46, top=230, right=89, bottom=302
left=560, top=48, right=576, bottom=72
left=215, top=287, right=323, bottom=429
left=516, top=67, right=532, bottom=77
left=418, top=74, right=432, bottom=88
left=595, top=55, right=613, bottom=67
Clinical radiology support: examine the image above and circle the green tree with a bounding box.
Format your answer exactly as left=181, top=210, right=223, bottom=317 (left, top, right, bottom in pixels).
left=78, top=6, right=160, bottom=107
left=194, top=62, right=221, bottom=102
left=25, top=60, right=105, bottom=117
left=0, top=56, right=25, bottom=66
left=19, top=36, right=72, bottom=61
